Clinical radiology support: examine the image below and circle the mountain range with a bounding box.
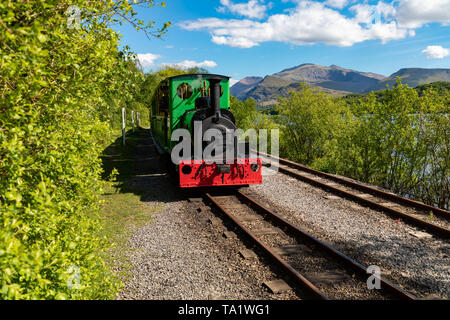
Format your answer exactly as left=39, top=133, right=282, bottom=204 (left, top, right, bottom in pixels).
left=230, top=64, right=450, bottom=106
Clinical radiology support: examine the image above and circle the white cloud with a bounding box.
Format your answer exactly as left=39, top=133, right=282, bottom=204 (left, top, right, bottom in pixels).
left=422, top=45, right=450, bottom=59
left=218, top=0, right=269, bottom=19
left=397, top=0, right=450, bottom=28
left=212, top=34, right=259, bottom=48
left=181, top=1, right=410, bottom=48
left=182, top=0, right=450, bottom=49
left=135, top=55, right=218, bottom=70
left=136, top=53, right=161, bottom=68
left=350, top=2, right=396, bottom=24
left=325, top=0, right=349, bottom=9
left=161, top=60, right=218, bottom=69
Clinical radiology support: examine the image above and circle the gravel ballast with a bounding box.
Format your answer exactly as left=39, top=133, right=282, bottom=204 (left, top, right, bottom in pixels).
left=112, top=130, right=448, bottom=300
left=246, top=168, right=450, bottom=299
left=116, top=175, right=298, bottom=300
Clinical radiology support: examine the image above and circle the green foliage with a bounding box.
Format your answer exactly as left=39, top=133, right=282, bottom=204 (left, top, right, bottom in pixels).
left=99, top=57, right=147, bottom=129
left=274, top=80, right=449, bottom=209
left=415, top=81, right=450, bottom=96
left=413, top=88, right=449, bottom=209
left=275, top=84, right=350, bottom=165
left=0, top=0, right=168, bottom=299
left=342, top=81, right=450, bottom=105
left=230, top=96, right=279, bottom=152
left=230, top=96, right=258, bottom=130
left=328, top=81, right=449, bottom=208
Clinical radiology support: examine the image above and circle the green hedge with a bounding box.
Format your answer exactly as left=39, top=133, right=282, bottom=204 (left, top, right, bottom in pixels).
left=0, top=0, right=166, bottom=299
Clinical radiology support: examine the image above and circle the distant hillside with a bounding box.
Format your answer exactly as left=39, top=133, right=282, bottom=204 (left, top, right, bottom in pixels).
left=367, top=68, right=450, bottom=92
left=231, top=64, right=450, bottom=106
left=273, top=64, right=384, bottom=93
left=243, top=75, right=296, bottom=106
left=246, top=76, right=352, bottom=106
left=230, top=76, right=263, bottom=100
left=232, top=63, right=385, bottom=105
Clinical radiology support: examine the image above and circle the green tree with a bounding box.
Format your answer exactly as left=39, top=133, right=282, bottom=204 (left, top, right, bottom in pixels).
left=413, top=87, right=449, bottom=209
left=275, top=84, right=349, bottom=165
left=0, top=0, right=169, bottom=299
left=230, top=97, right=258, bottom=130
left=325, top=80, right=448, bottom=208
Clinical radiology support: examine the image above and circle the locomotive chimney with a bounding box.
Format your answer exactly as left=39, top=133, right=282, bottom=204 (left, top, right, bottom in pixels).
left=208, top=78, right=222, bottom=122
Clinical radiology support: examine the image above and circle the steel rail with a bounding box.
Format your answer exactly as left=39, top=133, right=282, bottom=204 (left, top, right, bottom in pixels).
left=235, top=191, right=417, bottom=300
left=274, top=164, right=450, bottom=239
left=204, top=193, right=330, bottom=300
left=258, top=152, right=450, bottom=239
left=258, top=151, right=450, bottom=220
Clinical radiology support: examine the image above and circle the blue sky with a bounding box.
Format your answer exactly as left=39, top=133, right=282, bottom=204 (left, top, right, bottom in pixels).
left=115, top=0, right=450, bottom=83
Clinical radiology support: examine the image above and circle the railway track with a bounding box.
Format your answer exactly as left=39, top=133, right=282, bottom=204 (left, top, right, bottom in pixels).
left=258, top=151, right=450, bottom=239
left=204, top=190, right=417, bottom=300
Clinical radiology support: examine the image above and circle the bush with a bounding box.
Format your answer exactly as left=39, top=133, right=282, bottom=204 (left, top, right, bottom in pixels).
left=273, top=81, right=449, bottom=209
left=0, top=0, right=167, bottom=299
left=275, top=84, right=350, bottom=165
